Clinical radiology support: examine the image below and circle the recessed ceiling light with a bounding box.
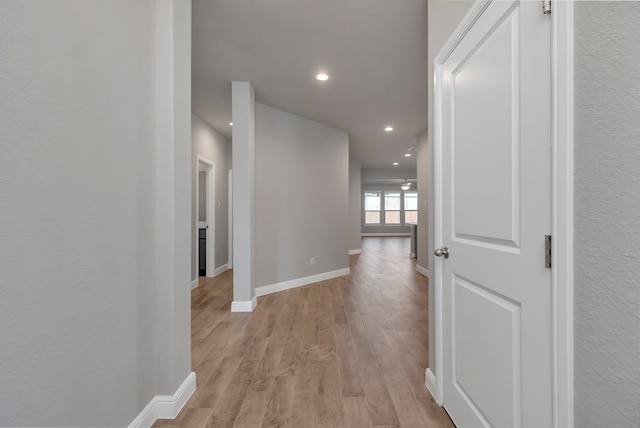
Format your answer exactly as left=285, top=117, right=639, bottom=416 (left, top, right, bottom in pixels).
left=229, top=122, right=233, bottom=126
left=316, top=73, right=329, bottom=81
left=393, top=162, right=399, bottom=166
left=384, top=126, right=394, bottom=132
left=404, top=153, right=412, bottom=157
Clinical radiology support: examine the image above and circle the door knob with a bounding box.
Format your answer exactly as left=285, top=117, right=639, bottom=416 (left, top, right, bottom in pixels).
left=434, top=246, right=449, bottom=259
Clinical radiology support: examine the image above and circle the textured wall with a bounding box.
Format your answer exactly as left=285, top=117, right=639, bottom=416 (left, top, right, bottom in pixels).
left=0, top=1, right=192, bottom=425
left=153, top=0, right=193, bottom=398
left=192, top=113, right=231, bottom=279
left=255, top=102, right=349, bottom=288
left=574, top=2, right=640, bottom=426
left=0, top=1, right=191, bottom=426
left=349, top=159, right=362, bottom=251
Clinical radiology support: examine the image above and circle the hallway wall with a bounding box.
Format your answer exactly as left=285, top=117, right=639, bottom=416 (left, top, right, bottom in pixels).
left=0, top=1, right=192, bottom=426
left=191, top=113, right=231, bottom=280
left=349, top=159, right=362, bottom=252
left=574, top=2, right=640, bottom=426
left=255, top=102, right=349, bottom=289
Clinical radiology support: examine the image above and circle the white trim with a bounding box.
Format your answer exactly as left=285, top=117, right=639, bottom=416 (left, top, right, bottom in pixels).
left=213, top=263, right=229, bottom=277
left=191, top=278, right=198, bottom=290
left=128, top=399, right=158, bottom=428
left=231, top=296, right=257, bottom=312
left=432, top=0, right=459, bottom=399
left=425, top=368, right=439, bottom=404
left=255, top=268, right=351, bottom=297
left=416, top=264, right=430, bottom=278
left=361, top=233, right=411, bottom=237
left=551, top=1, right=574, bottom=427
left=156, top=372, right=196, bottom=419
left=348, top=249, right=362, bottom=255
left=127, top=372, right=196, bottom=428
left=228, top=169, right=233, bottom=269
left=431, top=0, right=574, bottom=423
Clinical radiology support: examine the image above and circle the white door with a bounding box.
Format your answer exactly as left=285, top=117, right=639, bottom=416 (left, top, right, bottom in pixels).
left=437, top=1, right=552, bottom=427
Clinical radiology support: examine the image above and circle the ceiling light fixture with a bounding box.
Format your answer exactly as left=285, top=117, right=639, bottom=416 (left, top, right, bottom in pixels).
left=316, top=73, right=329, bottom=81
left=404, top=153, right=412, bottom=157
left=401, top=179, right=411, bottom=191
left=384, top=126, right=394, bottom=132
left=393, top=162, right=399, bottom=166
left=229, top=122, right=233, bottom=126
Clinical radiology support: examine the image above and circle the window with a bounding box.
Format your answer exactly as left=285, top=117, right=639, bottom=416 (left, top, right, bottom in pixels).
left=404, top=191, right=418, bottom=224
left=363, top=189, right=418, bottom=227
left=364, top=191, right=381, bottom=224
left=385, top=191, right=401, bottom=224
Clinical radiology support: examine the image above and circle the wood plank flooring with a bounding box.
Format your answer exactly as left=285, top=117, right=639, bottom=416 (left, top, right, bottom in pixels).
left=154, top=237, right=455, bottom=428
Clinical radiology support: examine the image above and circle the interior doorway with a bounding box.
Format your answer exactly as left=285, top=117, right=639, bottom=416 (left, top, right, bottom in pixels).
left=196, top=156, right=215, bottom=277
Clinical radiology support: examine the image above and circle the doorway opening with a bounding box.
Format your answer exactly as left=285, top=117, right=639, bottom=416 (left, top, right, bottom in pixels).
left=196, top=157, right=215, bottom=277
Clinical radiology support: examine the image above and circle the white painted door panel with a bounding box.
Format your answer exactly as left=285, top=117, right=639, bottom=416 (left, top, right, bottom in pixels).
left=439, top=1, right=552, bottom=427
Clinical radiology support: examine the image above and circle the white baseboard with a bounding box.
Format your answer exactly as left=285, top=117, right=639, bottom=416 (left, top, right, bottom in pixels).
left=255, top=268, right=350, bottom=297
left=416, top=264, right=430, bottom=278
left=213, top=263, right=229, bottom=277
left=128, top=372, right=196, bottom=428
left=361, top=233, right=411, bottom=237
left=191, top=278, right=198, bottom=290
left=425, top=368, right=440, bottom=404
left=231, top=296, right=258, bottom=312
left=348, top=249, right=362, bottom=255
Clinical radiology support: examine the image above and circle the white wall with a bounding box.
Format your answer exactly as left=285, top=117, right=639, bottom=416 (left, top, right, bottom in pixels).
left=426, top=0, right=474, bottom=382
left=574, top=2, right=640, bottom=426
left=191, top=113, right=231, bottom=280
left=416, top=129, right=429, bottom=271
left=198, top=171, right=206, bottom=221
left=349, top=159, right=362, bottom=252
left=231, top=82, right=256, bottom=306
left=154, top=0, right=192, bottom=400
left=0, top=1, right=192, bottom=426
left=255, top=102, right=350, bottom=288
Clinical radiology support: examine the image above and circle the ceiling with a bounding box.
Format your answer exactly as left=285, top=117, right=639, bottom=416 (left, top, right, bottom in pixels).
left=192, top=0, right=427, bottom=171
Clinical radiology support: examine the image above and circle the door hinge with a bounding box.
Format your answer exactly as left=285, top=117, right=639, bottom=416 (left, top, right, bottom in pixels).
left=543, top=0, right=551, bottom=14
left=545, top=235, right=552, bottom=268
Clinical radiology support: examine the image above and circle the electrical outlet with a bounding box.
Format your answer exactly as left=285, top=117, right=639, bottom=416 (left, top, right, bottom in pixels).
left=310, top=257, right=315, bottom=266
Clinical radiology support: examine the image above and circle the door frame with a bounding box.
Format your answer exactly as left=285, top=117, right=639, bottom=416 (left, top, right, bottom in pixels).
left=429, top=1, right=574, bottom=427
left=228, top=169, right=233, bottom=269
left=196, top=156, right=216, bottom=278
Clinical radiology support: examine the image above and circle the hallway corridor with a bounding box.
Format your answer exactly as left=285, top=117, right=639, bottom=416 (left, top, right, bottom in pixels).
left=155, top=237, right=454, bottom=427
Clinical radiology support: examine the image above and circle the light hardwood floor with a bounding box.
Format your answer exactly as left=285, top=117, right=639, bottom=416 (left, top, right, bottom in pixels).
left=154, top=237, right=455, bottom=428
